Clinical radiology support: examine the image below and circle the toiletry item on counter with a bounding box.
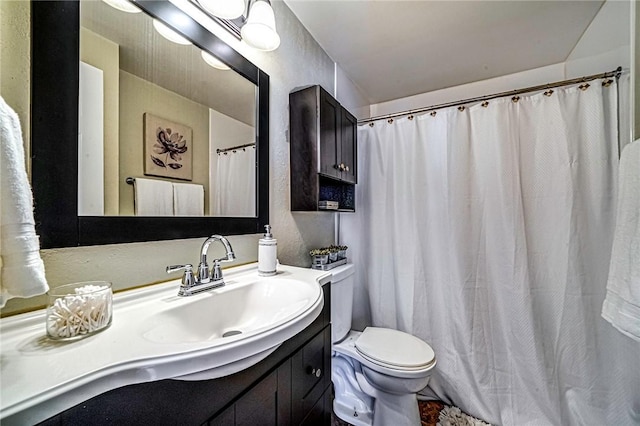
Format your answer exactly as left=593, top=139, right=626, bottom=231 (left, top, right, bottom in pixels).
left=46, top=281, right=113, bottom=340
left=309, top=245, right=348, bottom=270
left=319, top=200, right=339, bottom=210
left=258, top=225, right=277, bottom=276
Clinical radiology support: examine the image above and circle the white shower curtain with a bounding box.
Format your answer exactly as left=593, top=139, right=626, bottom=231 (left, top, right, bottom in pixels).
left=213, top=148, right=256, bottom=216
left=342, top=81, right=640, bottom=425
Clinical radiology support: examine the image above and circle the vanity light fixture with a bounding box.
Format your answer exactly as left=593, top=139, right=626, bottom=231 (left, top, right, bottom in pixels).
left=189, top=0, right=281, bottom=52
left=197, top=0, right=245, bottom=20
left=241, top=0, right=280, bottom=51
left=152, top=19, right=193, bottom=45
left=101, top=0, right=141, bottom=13
left=201, top=51, right=231, bottom=70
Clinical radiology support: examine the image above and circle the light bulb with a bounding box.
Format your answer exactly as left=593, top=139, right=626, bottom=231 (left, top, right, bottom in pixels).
left=201, top=51, right=231, bottom=70
left=241, top=0, right=280, bottom=51
left=152, top=20, right=192, bottom=46
left=197, top=0, right=245, bottom=20
left=101, top=0, right=141, bottom=13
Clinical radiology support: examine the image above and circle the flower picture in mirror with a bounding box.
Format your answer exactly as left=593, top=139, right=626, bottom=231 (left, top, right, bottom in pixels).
left=144, top=113, right=193, bottom=181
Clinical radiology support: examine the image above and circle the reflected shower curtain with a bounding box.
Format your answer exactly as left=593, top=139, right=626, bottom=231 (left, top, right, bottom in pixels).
left=341, top=81, right=640, bottom=425
left=213, top=148, right=256, bottom=216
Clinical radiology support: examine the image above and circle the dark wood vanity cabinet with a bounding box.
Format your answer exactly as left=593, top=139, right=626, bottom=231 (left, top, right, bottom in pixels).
left=39, top=285, right=332, bottom=426
left=290, top=85, right=357, bottom=212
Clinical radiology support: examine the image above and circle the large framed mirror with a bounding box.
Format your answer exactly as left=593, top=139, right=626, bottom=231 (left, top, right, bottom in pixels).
left=31, top=0, right=269, bottom=249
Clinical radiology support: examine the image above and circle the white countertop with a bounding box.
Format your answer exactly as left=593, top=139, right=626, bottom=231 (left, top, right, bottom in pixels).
left=0, top=263, right=331, bottom=425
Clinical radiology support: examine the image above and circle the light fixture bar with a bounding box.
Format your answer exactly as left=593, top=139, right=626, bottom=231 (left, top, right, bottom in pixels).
left=197, top=0, right=245, bottom=20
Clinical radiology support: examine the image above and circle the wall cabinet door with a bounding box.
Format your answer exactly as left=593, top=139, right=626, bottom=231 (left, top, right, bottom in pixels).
left=319, top=88, right=341, bottom=180
left=318, top=87, right=357, bottom=184
left=339, top=107, right=357, bottom=184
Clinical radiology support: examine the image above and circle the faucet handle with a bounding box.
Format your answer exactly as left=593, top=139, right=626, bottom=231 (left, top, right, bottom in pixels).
left=166, top=264, right=195, bottom=288
left=212, top=260, right=224, bottom=282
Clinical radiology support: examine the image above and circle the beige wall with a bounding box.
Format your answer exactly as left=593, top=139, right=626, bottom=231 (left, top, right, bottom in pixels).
left=0, top=0, right=30, bottom=170
left=80, top=28, right=120, bottom=215
left=119, top=71, right=210, bottom=215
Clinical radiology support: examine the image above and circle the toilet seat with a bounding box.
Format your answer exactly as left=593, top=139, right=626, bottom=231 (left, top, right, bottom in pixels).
left=333, top=330, right=436, bottom=379
left=355, top=327, right=436, bottom=371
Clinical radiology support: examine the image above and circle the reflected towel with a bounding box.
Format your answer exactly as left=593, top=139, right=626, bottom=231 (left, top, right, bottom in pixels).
left=0, top=97, right=48, bottom=308
left=133, top=178, right=174, bottom=216
left=601, top=140, right=640, bottom=342
left=173, top=183, right=204, bottom=216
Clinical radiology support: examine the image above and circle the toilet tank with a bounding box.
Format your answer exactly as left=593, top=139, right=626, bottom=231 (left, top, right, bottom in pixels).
left=330, top=263, right=355, bottom=343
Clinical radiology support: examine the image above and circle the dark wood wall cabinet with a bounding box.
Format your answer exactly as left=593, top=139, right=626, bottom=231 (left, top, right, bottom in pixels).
left=38, top=285, right=332, bottom=426
left=290, top=85, right=358, bottom=212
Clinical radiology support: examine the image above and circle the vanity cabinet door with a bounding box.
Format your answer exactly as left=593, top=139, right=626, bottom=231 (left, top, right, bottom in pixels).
left=208, top=371, right=278, bottom=426
left=235, top=371, right=278, bottom=426
left=291, top=329, right=329, bottom=424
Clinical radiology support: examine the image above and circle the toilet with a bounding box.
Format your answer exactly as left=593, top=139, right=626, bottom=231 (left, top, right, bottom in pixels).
left=330, top=264, right=436, bottom=426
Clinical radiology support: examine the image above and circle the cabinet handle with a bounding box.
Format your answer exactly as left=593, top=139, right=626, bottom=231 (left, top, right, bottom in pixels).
left=345, top=165, right=349, bottom=172
left=307, top=367, right=322, bottom=378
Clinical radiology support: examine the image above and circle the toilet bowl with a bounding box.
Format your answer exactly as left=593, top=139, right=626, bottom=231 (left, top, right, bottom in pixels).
left=330, top=264, right=436, bottom=426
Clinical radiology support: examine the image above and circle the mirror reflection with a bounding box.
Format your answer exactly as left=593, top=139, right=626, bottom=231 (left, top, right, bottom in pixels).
left=78, top=0, right=257, bottom=218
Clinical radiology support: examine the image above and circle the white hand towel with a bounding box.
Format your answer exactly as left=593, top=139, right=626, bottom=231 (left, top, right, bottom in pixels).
left=0, top=97, right=48, bottom=308
left=133, top=177, right=174, bottom=216
left=601, top=140, right=640, bottom=342
left=173, top=183, right=204, bottom=216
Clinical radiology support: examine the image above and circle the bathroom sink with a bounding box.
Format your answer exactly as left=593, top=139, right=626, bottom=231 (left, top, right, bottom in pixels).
left=0, top=263, right=331, bottom=426
left=140, top=277, right=318, bottom=344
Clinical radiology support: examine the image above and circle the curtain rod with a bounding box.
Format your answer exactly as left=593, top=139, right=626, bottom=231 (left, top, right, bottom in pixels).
left=216, top=142, right=255, bottom=154
left=358, top=66, right=623, bottom=125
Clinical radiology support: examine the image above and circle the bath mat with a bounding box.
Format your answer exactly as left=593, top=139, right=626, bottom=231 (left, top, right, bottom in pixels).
left=437, top=405, right=492, bottom=426
left=333, top=400, right=492, bottom=426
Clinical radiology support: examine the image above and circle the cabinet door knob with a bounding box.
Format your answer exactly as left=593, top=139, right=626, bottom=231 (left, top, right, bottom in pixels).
left=345, top=165, right=349, bottom=172
left=307, top=367, right=322, bottom=378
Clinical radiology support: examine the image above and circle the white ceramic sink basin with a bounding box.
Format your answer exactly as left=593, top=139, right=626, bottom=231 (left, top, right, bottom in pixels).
left=141, top=277, right=318, bottom=344
left=0, top=263, right=331, bottom=426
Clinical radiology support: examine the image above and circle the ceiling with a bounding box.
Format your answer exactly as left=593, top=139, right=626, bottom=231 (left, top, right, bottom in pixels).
left=283, top=0, right=605, bottom=105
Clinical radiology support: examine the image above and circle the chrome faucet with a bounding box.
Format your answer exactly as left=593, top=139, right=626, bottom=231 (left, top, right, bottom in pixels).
left=166, top=235, right=236, bottom=296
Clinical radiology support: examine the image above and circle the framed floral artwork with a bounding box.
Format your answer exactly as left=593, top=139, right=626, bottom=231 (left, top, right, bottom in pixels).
left=143, top=113, right=193, bottom=181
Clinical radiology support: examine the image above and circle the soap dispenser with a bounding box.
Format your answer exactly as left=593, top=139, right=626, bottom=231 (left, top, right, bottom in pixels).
left=258, top=224, right=277, bottom=276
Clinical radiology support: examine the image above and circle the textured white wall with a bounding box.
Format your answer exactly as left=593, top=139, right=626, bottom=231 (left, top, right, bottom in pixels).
left=564, top=0, right=631, bottom=78
left=1, top=0, right=341, bottom=316
left=369, top=63, right=566, bottom=118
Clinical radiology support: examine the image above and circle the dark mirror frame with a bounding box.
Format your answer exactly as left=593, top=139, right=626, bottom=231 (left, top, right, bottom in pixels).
left=31, top=1, right=269, bottom=249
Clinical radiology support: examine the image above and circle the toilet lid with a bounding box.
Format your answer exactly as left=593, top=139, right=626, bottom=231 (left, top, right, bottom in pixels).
left=355, top=327, right=435, bottom=370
